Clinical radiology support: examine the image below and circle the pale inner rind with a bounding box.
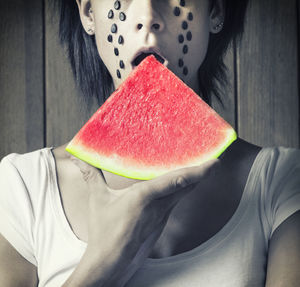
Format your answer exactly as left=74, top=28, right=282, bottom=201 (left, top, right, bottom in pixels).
left=66, top=128, right=237, bottom=180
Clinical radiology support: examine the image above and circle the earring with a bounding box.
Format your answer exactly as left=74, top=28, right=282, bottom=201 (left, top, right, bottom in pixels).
left=214, top=22, right=224, bottom=30
left=89, top=8, right=93, bottom=14
left=87, top=27, right=94, bottom=34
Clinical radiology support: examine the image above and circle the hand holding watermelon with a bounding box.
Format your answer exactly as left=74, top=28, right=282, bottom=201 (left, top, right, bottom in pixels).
left=64, top=157, right=219, bottom=286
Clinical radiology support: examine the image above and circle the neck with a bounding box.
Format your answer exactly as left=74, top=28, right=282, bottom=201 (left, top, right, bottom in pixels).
left=187, top=71, right=201, bottom=96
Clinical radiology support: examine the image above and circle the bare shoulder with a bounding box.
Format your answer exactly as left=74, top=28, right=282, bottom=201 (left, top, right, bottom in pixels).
left=52, top=143, right=73, bottom=163
left=265, top=210, right=300, bottom=286
left=0, top=234, right=38, bottom=286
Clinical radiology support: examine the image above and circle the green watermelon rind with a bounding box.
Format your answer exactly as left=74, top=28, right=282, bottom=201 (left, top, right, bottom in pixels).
left=66, top=128, right=237, bottom=180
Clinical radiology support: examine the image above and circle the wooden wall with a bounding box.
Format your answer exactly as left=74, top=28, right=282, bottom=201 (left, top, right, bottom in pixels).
left=0, top=0, right=299, bottom=160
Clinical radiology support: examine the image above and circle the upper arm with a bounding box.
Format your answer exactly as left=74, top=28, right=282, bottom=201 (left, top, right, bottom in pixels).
left=0, top=234, right=38, bottom=287
left=265, top=210, right=300, bottom=287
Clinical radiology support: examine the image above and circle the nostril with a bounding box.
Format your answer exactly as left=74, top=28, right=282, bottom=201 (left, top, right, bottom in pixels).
left=152, top=23, right=160, bottom=30
left=137, top=23, right=160, bottom=30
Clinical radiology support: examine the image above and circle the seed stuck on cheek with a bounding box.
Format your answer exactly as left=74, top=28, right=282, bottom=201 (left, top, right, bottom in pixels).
left=182, top=21, right=188, bottom=30
left=119, top=60, right=125, bottom=69
left=117, top=69, right=121, bottom=78
left=178, top=58, right=184, bottom=67
left=118, top=35, right=124, bottom=44
left=107, top=34, right=113, bottom=42
left=108, top=9, right=114, bottom=19
left=178, top=34, right=184, bottom=43
left=111, top=24, right=118, bottom=33
left=108, top=1, right=127, bottom=80
left=106, top=3, right=125, bottom=80
left=187, top=12, right=193, bottom=21
left=174, top=7, right=181, bottom=16
left=119, top=12, right=126, bottom=21
left=114, top=1, right=121, bottom=10
left=174, top=1, right=193, bottom=77
left=183, top=66, right=188, bottom=75
left=183, top=45, right=188, bottom=54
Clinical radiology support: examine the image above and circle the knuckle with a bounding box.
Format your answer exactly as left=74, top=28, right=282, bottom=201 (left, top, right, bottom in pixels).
left=172, top=175, right=189, bottom=189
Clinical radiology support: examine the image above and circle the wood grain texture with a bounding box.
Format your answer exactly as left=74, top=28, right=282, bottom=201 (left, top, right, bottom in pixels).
left=1, top=0, right=299, bottom=156
left=45, top=1, right=99, bottom=148
left=0, top=0, right=44, bottom=159
left=237, top=0, right=299, bottom=148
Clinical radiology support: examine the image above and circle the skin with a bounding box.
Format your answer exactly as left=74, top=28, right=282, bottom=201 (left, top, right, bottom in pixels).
left=1, top=0, right=300, bottom=286
left=77, top=0, right=224, bottom=90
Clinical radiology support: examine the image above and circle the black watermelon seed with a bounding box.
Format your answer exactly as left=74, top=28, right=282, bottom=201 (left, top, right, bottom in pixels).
left=178, top=58, right=184, bottom=67
left=183, top=66, right=188, bottom=75
left=119, top=12, right=126, bottom=21
left=119, top=60, right=125, bottom=69
left=108, top=9, right=114, bottom=19
left=178, top=34, right=184, bottom=43
left=188, top=12, right=193, bottom=21
left=111, top=24, right=118, bottom=33
left=118, top=35, right=124, bottom=44
left=180, top=0, right=185, bottom=7
left=183, top=45, right=188, bottom=54
left=107, top=34, right=113, bottom=42
left=186, top=31, right=192, bottom=41
left=173, top=7, right=180, bottom=16
left=114, top=48, right=119, bottom=56
left=114, top=1, right=121, bottom=10
left=117, top=69, right=121, bottom=78
left=182, top=21, right=188, bottom=30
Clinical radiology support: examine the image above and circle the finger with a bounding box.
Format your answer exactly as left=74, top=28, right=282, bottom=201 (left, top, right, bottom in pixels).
left=70, top=155, right=107, bottom=186
left=134, top=158, right=220, bottom=203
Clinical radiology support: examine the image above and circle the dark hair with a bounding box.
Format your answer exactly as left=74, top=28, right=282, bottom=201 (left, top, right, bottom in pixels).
left=52, top=0, right=249, bottom=108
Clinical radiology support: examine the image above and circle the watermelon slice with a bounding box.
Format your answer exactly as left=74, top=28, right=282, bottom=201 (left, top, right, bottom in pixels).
left=66, top=55, right=237, bottom=180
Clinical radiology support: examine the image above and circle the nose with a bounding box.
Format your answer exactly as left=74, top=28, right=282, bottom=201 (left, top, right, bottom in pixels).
left=135, top=0, right=165, bottom=33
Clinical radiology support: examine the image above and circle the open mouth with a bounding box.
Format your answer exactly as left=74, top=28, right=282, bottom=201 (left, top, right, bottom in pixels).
left=132, top=52, right=166, bottom=68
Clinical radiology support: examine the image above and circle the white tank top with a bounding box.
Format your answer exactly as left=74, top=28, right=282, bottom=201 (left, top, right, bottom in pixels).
left=0, top=146, right=300, bottom=286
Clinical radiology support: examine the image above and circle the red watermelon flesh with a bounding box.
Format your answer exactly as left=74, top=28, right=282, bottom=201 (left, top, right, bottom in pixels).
left=66, top=55, right=237, bottom=180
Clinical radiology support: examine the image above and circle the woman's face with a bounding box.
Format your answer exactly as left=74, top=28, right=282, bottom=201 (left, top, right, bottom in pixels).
left=80, top=0, right=221, bottom=94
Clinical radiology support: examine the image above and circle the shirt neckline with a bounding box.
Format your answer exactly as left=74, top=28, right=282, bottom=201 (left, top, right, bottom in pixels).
left=44, top=146, right=269, bottom=266
left=144, top=147, right=268, bottom=267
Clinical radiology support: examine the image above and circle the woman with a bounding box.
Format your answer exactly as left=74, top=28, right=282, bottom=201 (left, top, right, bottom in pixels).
left=1, top=0, right=300, bottom=286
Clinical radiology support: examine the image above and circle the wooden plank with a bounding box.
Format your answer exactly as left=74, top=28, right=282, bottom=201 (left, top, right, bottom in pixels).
left=0, top=0, right=44, bottom=159
left=237, top=0, right=299, bottom=148
left=298, top=0, right=300, bottom=146
left=45, top=1, right=99, bottom=148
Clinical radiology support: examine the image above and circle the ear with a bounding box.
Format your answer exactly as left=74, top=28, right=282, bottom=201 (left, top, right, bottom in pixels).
left=209, top=0, right=225, bottom=34
left=76, top=0, right=95, bottom=35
